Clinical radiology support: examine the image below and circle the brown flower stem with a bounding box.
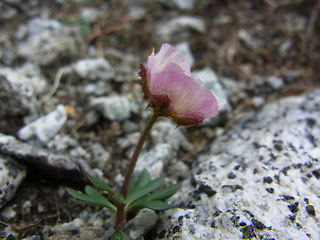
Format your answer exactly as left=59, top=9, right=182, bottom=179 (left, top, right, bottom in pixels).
left=114, top=113, right=159, bottom=231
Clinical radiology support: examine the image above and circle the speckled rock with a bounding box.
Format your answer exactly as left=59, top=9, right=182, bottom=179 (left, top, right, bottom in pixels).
left=0, top=67, right=38, bottom=119
left=135, top=143, right=175, bottom=178
left=90, top=95, right=131, bottom=121
left=0, top=156, right=26, bottom=209
left=155, top=88, right=320, bottom=240
left=18, top=105, right=67, bottom=144
left=0, top=133, right=93, bottom=184
left=18, top=23, right=85, bottom=66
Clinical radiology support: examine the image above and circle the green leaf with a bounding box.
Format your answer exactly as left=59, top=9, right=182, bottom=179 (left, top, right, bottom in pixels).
left=143, top=200, right=170, bottom=210
left=126, top=177, right=162, bottom=204
left=81, top=168, right=126, bottom=205
left=66, top=186, right=116, bottom=212
left=147, top=183, right=181, bottom=201
left=82, top=168, right=114, bottom=193
left=127, top=197, right=169, bottom=211
left=111, top=231, right=130, bottom=240
left=6, top=235, right=18, bottom=240
left=127, top=170, right=150, bottom=198
left=135, top=237, right=144, bottom=240
left=136, top=170, right=151, bottom=188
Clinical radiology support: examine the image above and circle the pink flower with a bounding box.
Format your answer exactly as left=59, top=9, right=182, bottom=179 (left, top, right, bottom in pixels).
left=139, top=43, right=219, bottom=126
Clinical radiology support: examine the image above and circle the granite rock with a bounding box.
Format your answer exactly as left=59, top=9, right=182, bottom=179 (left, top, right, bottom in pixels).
left=0, top=133, right=93, bottom=184
left=0, top=156, right=26, bottom=209
left=18, top=24, right=85, bottom=66
left=18, top=105, right=67, bottom=144
left=155, top=88, right=320, bottom=240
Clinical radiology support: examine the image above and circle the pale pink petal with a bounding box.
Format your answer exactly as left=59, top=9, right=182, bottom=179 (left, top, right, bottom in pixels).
left=147, top=43, right=191, bottom=75
left=150, top=71, right=218, bottom=122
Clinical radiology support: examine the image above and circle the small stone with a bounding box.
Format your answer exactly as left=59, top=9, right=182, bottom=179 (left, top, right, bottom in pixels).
left=156, top=16, right=206, bottom=42
left=172, top=0, right=194, bottom=10
left=72, top=58, right=115, bottom=81
left=252, top=96, right=265, bottom=108
left=26, top=18, right=62, bottom=36
left=80, top=7, right=101, bottom=23
left=18, top=25, right=85, bottom=66
left=90, top=95, right=131, bottom=121
left=126, top=208, right=158, bottom=239
left=0, top=156, right=26, bottom=209
left=18, top=105, right=67, bottom=143
left=266, top=76, right=284, bottom=90
left=175, top=42, right=194, bottom=66
left=135, top=143, right=174, bottom=178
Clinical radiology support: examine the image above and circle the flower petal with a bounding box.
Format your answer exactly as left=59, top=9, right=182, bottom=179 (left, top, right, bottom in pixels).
left=150, top=71, right=218, bottom=124
left=147, top=43, right=191, bottom=76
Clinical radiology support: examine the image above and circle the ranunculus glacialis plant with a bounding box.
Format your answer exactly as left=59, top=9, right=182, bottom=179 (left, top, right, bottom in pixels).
left=67, top=43, right=221, bottom=240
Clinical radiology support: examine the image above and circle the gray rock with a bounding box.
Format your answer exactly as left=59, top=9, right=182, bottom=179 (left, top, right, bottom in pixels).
left=127, top=0, right=146, bottom=20
left=155, top=88, right=320, bottom=239
left=0, top=33, right=16, bottom=65
left=18, top=25, right=85, bottom=66
left=172, top=0, right=194, bottom=10
left=193, top=67, right=231, bottom=124
left=238, top=29, right=260, bottom=50
left=156, top=16, right=206, bottom=42
left=283, top=69, right=303, bottom=83
left=220, top=77, right=247, bottom=105
left=80, top=7, right=101, bottom=23
left=0, top=67, right=36, bottom=118
left=135, top=143, right=174, bottom=178
left=90, top=95, right=131, bottom=121
left=151, top=121, right=194, bottom=152
left=82, top=80, right=109, bottom=96
left=18, top=105, right=67, bottom=144
left=0, top=133, right=92, bottom=184
left=26, top=18, right=62, bottom=36
left=0, top=156, right=26, bottom=209
left=175, top=42, right=194, bottom=67
left=72, top=58, right=115, bottom=81
left=126, top=208, right=159, bottom=239
left=254, top=75, right=284, bottom=93
left=266, top=76, right=284, bottom=90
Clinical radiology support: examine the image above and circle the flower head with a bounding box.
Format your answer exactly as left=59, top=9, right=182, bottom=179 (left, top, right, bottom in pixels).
left=139, top=43, right=219, bottom=126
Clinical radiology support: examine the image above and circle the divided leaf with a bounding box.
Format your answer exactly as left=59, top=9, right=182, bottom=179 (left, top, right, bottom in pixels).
left=66, top=186, right=116, bottom=212
left=126, top=177, right=162, bottom=204
left=81, top=168, right=126, bottom=205
left=147, top=183, right=181, bottom=201
left=110, top=231, right=130, bottom=240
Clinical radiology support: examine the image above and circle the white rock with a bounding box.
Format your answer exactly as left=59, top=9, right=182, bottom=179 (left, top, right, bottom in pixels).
left=157, top=16, right=206, bottom=42
left=175, top=42, right=194, bottom=66
left=135, top=143, right=174, bottom=178
left=155, top=88, right=320, bottom=239
left=90, top=95, right=131, bottom=121
left=72, top=58, right=115, bottom=81
left=27, top=18, right=62, bottom=36
left=126, top=208, right=159, bottom=239
left=0, top=157, right=26, bottom=209
left=18, top=105, right=67, bottom=143
left=172, top=0, right=194, bottom=10
left=80, top=7, right=101, bottom=23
